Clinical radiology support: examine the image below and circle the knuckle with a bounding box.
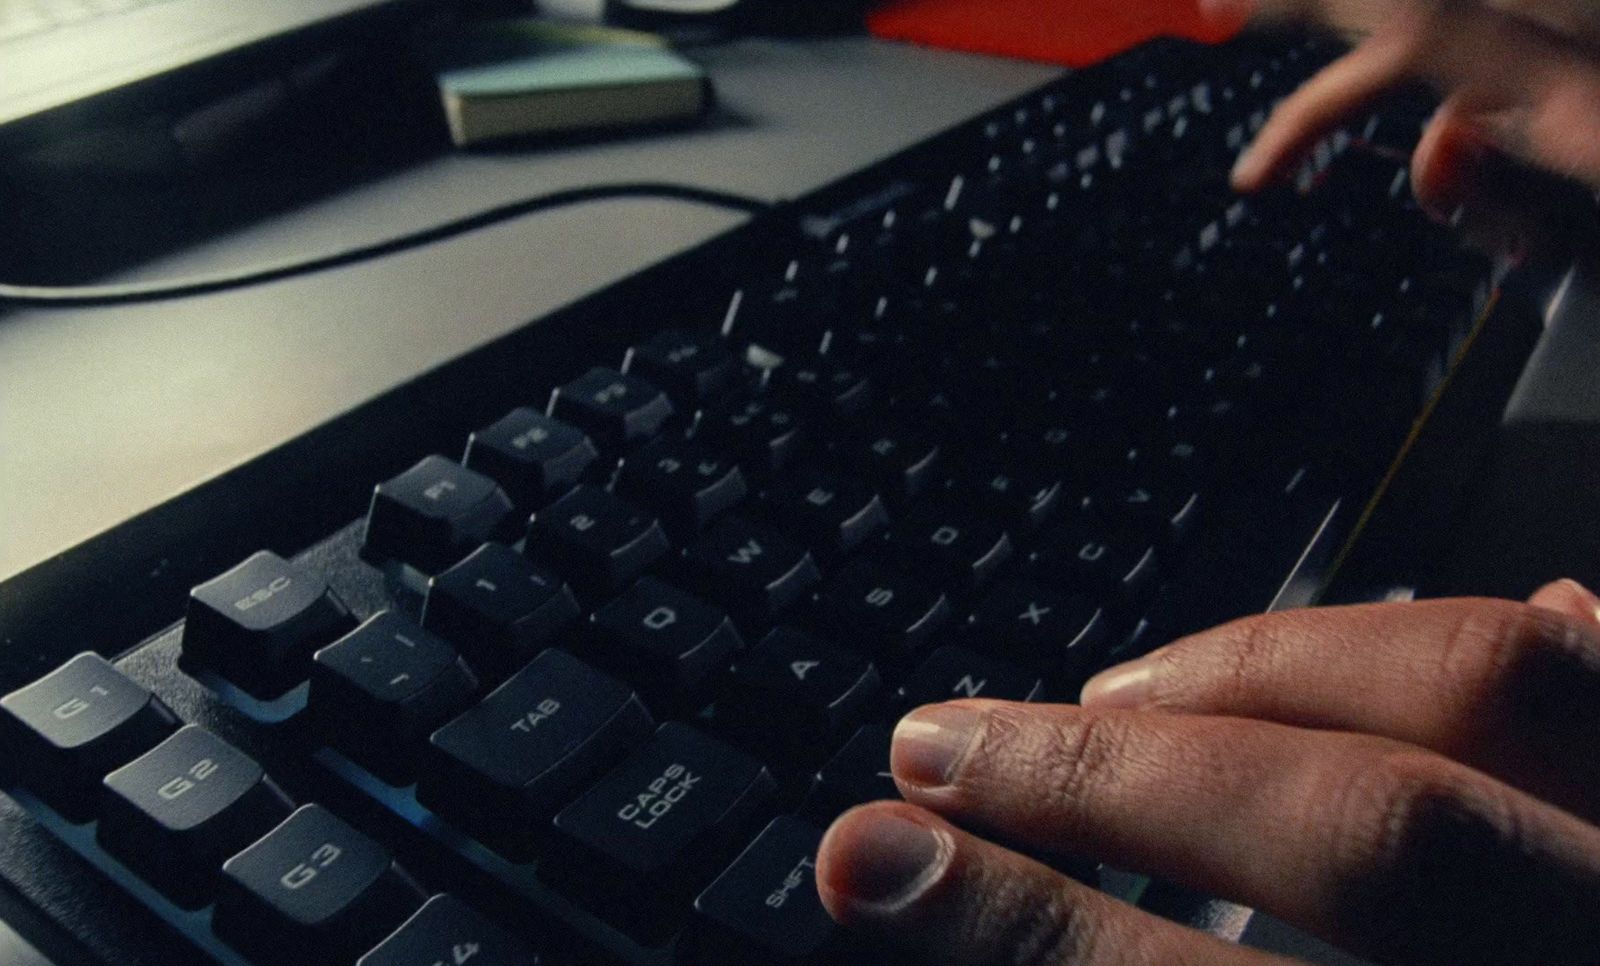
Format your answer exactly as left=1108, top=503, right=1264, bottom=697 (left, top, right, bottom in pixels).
left=1436, top=601, right=1600, bottom=735
left=955, top=707, right=1135, bottom=836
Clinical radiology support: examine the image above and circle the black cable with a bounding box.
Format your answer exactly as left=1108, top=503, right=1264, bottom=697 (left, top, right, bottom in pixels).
left=0, top=182, right=772, bottom=308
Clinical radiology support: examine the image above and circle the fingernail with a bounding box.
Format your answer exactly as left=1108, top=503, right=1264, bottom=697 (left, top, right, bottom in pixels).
left=1080, top=658, right=1158, bottom=709
left=823, top=810, right=951, bottom=911
left=893, top=704, right=983, bottom=788
left=1230, top=145, right=1262, bottom=190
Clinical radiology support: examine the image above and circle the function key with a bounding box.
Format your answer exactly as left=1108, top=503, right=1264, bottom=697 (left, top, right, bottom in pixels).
left=550, top=722, right=775, bottom=941
left=359, top=894, right=540, bottom=966
left=363, top=456, right=517, bottom=575
left=526, top=486, right=671, bottom=603
left=463, top=408, right=599, bottom=509
left=183, top=551, right=357, bottom=701
left=98, top=725, right=294, bottom=908
left=422, top=544, right=581, bottom=681
left=721, top=627, right=879, bottom=756
left=215, top=804, right=424, bottom=966
left=966, top=580, right=1107, bottom=685
left=588, top=577, right=743, bottom=710
left=548, top=367, right=675, bottom=455
left=764, top=469, right=889, bottom=565
left=618, top=437, right=748, bottom=541
left=815, top=559, right=951, bottom=658
left=0, top=653, right=178, bottom=821
left=689, top=817, right=839, bottom=964
left=420, top=649, right=652, bottom=857
left=803, top=724, right=896, bottom=822
left=681, top=517, right=821, bottom=627
left=896, top=645, right=1044, bottom=710
left=310, top=612, right=478, bottom=785
left=623, top=329, right=738, bottom=409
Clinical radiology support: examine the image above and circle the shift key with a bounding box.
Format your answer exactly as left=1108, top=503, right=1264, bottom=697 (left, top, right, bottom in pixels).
left=550, top=722, right=774, bottom=942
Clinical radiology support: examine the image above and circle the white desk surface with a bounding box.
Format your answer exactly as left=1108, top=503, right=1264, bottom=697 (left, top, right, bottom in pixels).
left=0, top=36, right=1060, bottom=579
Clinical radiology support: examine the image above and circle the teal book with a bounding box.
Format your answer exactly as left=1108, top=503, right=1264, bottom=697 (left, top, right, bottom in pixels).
left=431, top=20, right=711, bottom=147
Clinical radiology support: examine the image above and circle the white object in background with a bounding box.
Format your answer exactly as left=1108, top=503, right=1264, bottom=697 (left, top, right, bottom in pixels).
left=617, top=0, right=740, bottom=11
left=536, top=0, right=606, bottom=21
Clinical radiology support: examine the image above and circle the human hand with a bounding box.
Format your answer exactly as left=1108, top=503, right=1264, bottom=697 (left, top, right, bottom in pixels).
left=815, top=579, right=1600, bottom=964
left=1215, top=0, right=1600, bottom=247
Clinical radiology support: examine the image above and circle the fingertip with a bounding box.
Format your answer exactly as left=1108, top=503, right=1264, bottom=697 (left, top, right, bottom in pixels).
left=1527, top=579, right=1600, bottom=625
left=816, top=802, right=954, bottom=923
left=1080, top=657, right=1159, bottom=709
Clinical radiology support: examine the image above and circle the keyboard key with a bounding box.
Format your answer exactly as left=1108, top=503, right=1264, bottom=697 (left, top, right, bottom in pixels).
left=309, top=612, right=478, bottom=785
left=618, top=437, right=748, bottom=541
left=358, top=894, right=540, bottom=966
left=890, top=502, right=1014, bottom=595
left=422, top=543, right=581, bottom=680
left=963, top=465, right=1062, bottom=532
left=764, top=469, right=890, bottom=564
left=700, top=395, right=805, bottom=477
left=548, top=367, right=675, bottom=455
left=1029, top=518, right=1160, bottom=603
left=815, top=558, right=952, bottom=657
left=803, top=724, right=896, bottom=822
left=215, top=804, right=424, bottom=966
left=839, top=424, right=942, bottom=505
left=682, top=516, right=821, bottom=626
left=526, top=486, right=670, bottom=602
left=420, top=649, right=652, bottom=857
left=183, top=551, right=357, bottom=700
left=966, top=579, right=1107, bottom=684
left=897, top=645, right=1044, bottom=709
left=722, top=627, right=879, bottom=754
left=462, top=408, right=599, bottom=509
left=774, top=357, right=873, bottom=419
left=98, top=725, right=293, bottom=908
left=689, top=817, right=839, bottom=963
left=0, top=653, right=178, bottom=821
left=623, top=329, right=738, bottom=409
left=363, top=456, right=517, bottom=575
left=550, top=722, right=775, bottom=940
left=588, top=577, right=743, bottom=709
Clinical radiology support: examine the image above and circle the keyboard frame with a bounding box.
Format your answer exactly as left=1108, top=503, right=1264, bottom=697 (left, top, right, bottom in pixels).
left=0, top=33, right=1553, bottom=964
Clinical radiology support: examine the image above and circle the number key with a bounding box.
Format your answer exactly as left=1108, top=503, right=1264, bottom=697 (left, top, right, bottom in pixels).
left=358, top=894, right=540, bottom=966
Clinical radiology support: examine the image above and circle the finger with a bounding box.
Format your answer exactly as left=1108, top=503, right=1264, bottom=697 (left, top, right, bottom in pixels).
left=1528, top=578, right=1600, bottom=624
left=1231, top=0, right=1600, bottom=192
left=817, top=800, right=1301, bottom=966
left=890, top=700, right=1600, bottom=964
left=1079, top=597, right=1600, bottom=820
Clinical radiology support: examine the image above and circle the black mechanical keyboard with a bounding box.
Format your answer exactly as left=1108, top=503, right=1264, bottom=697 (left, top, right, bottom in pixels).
left=0, top=30, right=1536, bottom=965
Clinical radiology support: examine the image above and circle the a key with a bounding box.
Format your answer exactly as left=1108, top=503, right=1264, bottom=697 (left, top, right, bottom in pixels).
left=362, top=456, right=517, bottom=575
left=839, top=424, right=942, bottom=505
left=681, top=516, right=821, bottom=626
left=0, top=653, right=178, bottom=821
left=815, top=559, right=952, bottom=657
left=422, top=543, right=581, bottom=680
left=183, top=551, right=356, bottom=700
left=618, top=437, right=748, bottom=541
left=526, top=486, right=670, bottom=602
left=803, top=724, right=896, bottom=822
left=309, top=612, right=478, bottom=785
left=358, top=894, right=541, bottom=966
left=966, top=580, right=1107, bottom=684
left=550, top=722, right=775, bottom=941
left=897, top=645, right=1044, bottom=709
left=1029, top=517, right=1160, bottom=603
left=764, top=469, right=889, bottom=564
left=1093, top=479, right=1202, bottom=545
left=588, top=578, right=743, bottom=709
left=689, top=817, right=839, bottom=964
left=773, top=357, right=873, bottom=419
left=419, top=649, right=652, bottom=857
left=98, top=725, right=294, bottom=908
left=721, top=627, right=879, bottom=754
left=548, top=367, right=675, bottom=455
left=962, top=465, right=1062, bottom=532
left=699, top=395, right=805, bottom=477
left=462, top=408, right=599, bottom=509
left=214, top=804, right=424, bottom=966
left=890, top=502, right=1014, bottom=595
left=622, top=329, right=739, bottom=409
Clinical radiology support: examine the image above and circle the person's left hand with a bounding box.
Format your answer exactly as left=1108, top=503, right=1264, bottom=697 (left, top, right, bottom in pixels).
left=815, top=579, right=1600, bottom=964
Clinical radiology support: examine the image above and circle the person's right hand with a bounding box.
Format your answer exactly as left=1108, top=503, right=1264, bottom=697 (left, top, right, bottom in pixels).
left=1215, top=0, right=1600, bottom=222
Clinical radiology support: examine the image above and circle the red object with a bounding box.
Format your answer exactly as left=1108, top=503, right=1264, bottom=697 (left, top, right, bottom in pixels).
left=866, top=0, right=1242, bottom=68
